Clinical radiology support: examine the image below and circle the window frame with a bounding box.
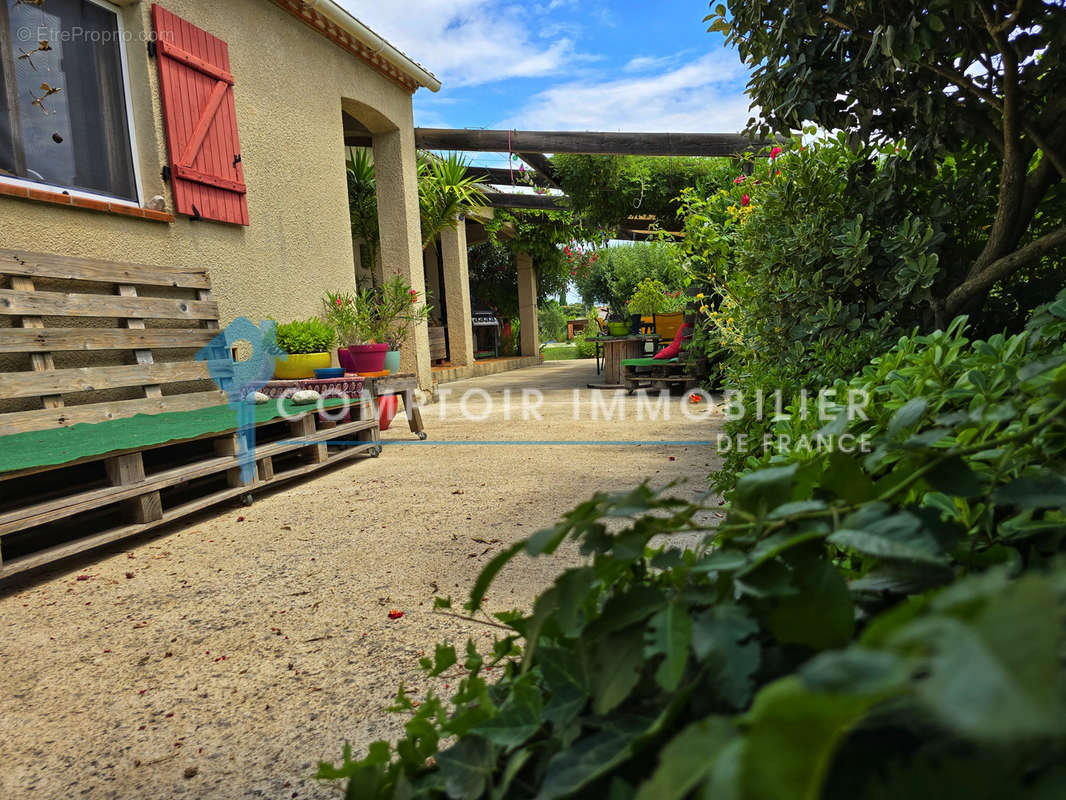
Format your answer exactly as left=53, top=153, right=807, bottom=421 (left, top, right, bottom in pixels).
left=0, top=0, right=144, bottom=207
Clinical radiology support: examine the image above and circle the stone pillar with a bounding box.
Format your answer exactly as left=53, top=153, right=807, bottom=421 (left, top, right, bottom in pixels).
left=440, top=219, right=474, bottom=367
left=372, top=128, right=430, bottom=387
left=423, top=241, right=442, bottom=323
left=517, top=251, right=540, bottom=357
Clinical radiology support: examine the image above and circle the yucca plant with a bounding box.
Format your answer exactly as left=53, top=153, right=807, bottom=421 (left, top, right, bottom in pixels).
left=417, top=151, right=489, bottom=247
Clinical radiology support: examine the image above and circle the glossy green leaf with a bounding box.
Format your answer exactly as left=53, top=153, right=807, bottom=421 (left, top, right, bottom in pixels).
left=634, top=716, right=736, bottom=800
left=646, top=599, right=693, bottom=691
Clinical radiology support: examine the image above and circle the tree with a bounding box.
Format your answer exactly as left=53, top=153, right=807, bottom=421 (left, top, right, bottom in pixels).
left=344, top=149, right=489, bottom=282
left=709, top=0, right=1066, bottom=323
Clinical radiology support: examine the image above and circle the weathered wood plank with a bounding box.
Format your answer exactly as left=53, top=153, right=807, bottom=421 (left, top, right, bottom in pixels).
left=0, top=360, right=219, bottom=400
left=117, top=284, right=163, bottom=399
left=0, top=327, right=218, bottom=354
left=105, top=452, right=163, bottom=523
left=0, top=249, right=211, bottom=289
left=0, top=390, right=226, bottom=435
left=0, top=289, right=219, bottom=320
left=9, top=276, right=63, bottom=411
left=0, top=429, right=378, bottom=576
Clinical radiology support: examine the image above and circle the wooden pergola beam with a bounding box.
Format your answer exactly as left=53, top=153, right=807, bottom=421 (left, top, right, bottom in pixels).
left=414, top=128, right=766, bottom=157
left=467, top=166, right=554, bottom=189
left=515, top=153, right=561, bottom=189
left=344, top=129, right=768, bottom=157
left=483, top=193, right=570, bottom=211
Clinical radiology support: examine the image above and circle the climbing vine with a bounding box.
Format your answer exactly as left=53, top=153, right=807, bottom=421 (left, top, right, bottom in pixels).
left=552, top=154, right=736, bottom=233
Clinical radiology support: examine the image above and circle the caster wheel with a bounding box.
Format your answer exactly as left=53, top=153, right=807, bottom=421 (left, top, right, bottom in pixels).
left=417, top=431, right=428, bottom=440
left=241, top=493, right=254, bottom=506
left=369, top=446, right=382, bottom=458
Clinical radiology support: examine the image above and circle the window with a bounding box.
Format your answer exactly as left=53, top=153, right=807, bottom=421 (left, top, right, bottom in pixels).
left=0, top=0, right=138, bottom=202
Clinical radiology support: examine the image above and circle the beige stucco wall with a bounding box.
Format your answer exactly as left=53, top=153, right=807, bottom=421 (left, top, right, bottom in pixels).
left=0, top=0, right=429, bottom=382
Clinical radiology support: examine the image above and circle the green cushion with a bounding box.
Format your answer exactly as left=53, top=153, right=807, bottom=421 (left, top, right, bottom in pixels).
left=621, top=357, right=680, bottom=367
left=0, top=397, right=349, bottom=476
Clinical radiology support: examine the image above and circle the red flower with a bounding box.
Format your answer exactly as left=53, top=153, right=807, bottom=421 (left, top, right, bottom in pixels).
left=741, top=194, right=750, bottom=206
left=733, top=175, right=746, bottom=184
left=770, top=146, right=783, bottom=159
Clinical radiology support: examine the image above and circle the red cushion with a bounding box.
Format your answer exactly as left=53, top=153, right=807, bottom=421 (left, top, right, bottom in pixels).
left=654, top=323, right=689, bottom=359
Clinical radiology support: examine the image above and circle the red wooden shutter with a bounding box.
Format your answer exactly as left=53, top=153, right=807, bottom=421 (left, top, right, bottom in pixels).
left=151, top=4, right=249, bottom=225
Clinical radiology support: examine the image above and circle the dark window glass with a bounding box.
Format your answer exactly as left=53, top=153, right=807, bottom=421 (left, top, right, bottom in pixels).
left=0, top=0, right=136, bottom=200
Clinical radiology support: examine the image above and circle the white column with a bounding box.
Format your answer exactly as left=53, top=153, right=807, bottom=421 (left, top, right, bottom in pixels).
left=517, top=252, right=539, bottom=357
left=441, top=219, right=474, bottom=366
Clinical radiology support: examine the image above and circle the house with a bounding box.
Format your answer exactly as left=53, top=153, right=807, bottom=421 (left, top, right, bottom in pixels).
left=0, top=0, right=440, bottom=386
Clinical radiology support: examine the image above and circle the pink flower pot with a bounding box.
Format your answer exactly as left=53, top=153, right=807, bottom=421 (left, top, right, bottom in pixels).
left=337, top=347, right=356, bottom=372
left=347, top=343, right=388, bottom=374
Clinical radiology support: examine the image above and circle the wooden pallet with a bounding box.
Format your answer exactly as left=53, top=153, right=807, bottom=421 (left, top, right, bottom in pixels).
left=0, top=248, right=382, bottom=578
left=0, top=404, right=379, bottom=578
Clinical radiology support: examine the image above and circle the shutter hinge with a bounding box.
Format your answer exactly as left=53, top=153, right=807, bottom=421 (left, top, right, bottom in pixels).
left=190, top=204, right=203, bottom=222
left=161, top=165, right=171, bottom=183
left=147, top=40, right=157, bottom=58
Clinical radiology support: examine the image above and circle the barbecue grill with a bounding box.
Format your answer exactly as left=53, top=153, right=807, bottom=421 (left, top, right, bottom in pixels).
left=471, top=301, right=500, bottom=358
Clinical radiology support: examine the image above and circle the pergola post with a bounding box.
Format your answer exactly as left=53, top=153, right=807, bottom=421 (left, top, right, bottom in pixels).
left=440, top=219, right=474, bottom=366
left=517, top=251, right=539, bottom=357
left=423, top=241, right=442, bottom=323
left=372, top=128, right=431, bottom=387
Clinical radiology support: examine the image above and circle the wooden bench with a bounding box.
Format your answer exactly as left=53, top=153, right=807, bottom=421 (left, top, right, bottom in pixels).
left=0, top=248, right=378, bottom=578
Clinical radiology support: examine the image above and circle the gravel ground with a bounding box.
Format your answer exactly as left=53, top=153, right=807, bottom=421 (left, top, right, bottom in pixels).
left=0, top=360, right=722, bottom=799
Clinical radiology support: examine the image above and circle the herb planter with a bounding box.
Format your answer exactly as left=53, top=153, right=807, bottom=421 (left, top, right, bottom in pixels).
left=274, top=352, right=331, bottom=380
left=348, top=343, right=388, bottom=374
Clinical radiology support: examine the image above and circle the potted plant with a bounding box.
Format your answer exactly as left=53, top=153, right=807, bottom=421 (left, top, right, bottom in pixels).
left=323, top=289, right=387, bottom=373
left=377, top=274, right=432, bottom=373
left=272, top=317, right=335, bottom=379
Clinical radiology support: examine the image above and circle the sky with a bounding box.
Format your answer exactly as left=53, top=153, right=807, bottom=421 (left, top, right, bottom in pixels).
left=337, top=0, right=754, bottom=168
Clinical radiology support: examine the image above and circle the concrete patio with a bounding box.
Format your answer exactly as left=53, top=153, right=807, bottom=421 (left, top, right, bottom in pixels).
left=0, top=360, right=721, bottom=799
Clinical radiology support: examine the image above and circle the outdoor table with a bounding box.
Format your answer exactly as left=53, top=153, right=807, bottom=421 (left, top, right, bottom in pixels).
left=364, top=372, right=428, bottom=440
left=588, top=335, right=660, bottom=389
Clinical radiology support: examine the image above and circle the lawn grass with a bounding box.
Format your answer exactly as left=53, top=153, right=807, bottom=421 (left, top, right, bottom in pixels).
left=542, top=345, right=592, bottom=361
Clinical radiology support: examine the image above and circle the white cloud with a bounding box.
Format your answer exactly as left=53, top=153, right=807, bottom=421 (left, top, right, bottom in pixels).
left=622, top=54, right=680, bottom=73
left=496, top=51, right=755, bottom=133
left=337, top=0, right=586, bottom=87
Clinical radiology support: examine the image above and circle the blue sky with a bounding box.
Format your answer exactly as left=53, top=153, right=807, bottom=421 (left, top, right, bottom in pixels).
left=338, top=1, right=754, bottom=168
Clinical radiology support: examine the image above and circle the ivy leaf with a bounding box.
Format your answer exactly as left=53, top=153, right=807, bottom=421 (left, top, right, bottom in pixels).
left=646, top=599, right=693, bottom=692
left=992, top=473, right=1066, bottom=510
left=633, top=716, right=737, bottom=800
left=691, top=604, right=761, bottom=709
left=764, top=557, right=854, bottom=649
left=733, top=464, right=798, bottom=514
left=435, top=735, right=496, bottom=800
left=585, top=585, right=666, bottom=636
left=536, top=716, right=651, bottom=800
left=887, top=573, right=1066, bottom=741
left=471, top=676, right=543, bottom=749
left=469, top=541, right=525, bottom=611
left=828, top=510, right=950, bottom=566
left=420, top=643, right=457, bottom=677
left=592, top=627, right=645, bottom=714
left=740, top=677, right=883, bottom=800
left=820, top=452, right=875, bottom=503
